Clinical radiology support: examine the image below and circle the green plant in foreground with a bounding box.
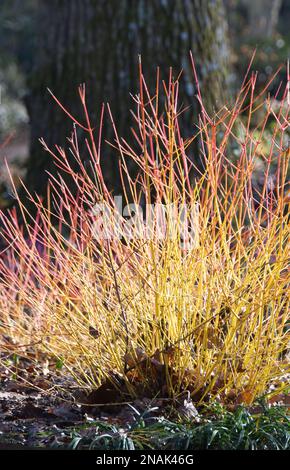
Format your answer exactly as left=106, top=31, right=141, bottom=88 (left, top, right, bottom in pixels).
left=56, top=404, right=289, bottom=450
left=0, top=57, right=289, bottom=405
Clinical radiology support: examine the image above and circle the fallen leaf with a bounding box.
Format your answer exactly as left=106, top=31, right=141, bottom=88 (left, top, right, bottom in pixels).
left=89, top=326, right=101, bottom=339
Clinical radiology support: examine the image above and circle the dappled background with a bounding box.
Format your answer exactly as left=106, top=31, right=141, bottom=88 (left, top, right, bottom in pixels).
left=0, top=3, right=289, bottom=449
left=0, top=0, right=289, bottom=207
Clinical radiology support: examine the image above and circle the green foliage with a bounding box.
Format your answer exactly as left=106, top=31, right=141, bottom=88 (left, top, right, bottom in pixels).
left=57, top=404, right=290, bottom=450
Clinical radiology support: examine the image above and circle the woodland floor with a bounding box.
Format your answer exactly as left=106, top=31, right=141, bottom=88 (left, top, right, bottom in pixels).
left=0, top=353, right=183, bottom=449
left=0, top=353, right=289, bottom=450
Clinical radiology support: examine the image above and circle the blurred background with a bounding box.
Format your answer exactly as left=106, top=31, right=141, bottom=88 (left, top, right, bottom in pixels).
left=0, top=0, right=289, bottom=207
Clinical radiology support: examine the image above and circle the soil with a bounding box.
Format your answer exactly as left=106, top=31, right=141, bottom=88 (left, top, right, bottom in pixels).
left=0, top=352, right=289, bottom=449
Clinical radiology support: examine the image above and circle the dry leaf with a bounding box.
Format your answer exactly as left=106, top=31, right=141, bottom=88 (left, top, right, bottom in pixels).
left=89, top=326, right=100, bottom=339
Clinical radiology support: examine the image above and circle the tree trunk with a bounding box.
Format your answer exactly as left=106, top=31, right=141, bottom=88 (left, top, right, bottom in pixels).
left=25, top=0, right=230, bottom=197
left=243, top=0, right=282, bottom=38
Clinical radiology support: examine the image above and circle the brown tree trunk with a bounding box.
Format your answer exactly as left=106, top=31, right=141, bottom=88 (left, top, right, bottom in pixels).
left=25, top=0, right=231, bottom=197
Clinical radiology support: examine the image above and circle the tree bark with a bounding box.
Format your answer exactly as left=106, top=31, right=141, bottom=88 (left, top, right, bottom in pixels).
left=25, top=0, right=231, bottom=197
left=243, top=0, right=282, bottom=38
